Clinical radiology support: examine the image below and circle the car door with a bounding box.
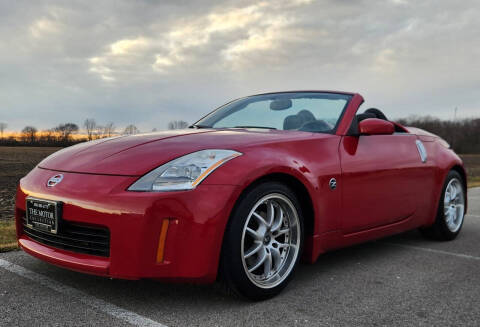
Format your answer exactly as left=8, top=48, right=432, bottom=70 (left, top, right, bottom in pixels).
left=339, top=133, right=424, bottom=234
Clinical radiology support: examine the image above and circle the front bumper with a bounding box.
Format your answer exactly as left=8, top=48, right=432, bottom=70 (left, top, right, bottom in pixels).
left=15, top=167, right=241, bottom=282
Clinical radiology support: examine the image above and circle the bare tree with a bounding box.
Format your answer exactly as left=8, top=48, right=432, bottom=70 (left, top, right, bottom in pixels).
left=95, top=125, right=104, bottom=139
left=39, top=129, right=55, bottom=144
left=84, top=119, right=96, bottom=141
left=396, top=115, right=480, bottom=154
left=168, top=120, right=189, bottom=130
left=0, top=122, right=7, bottom=138
left=54, top=123, right=79, bottom=141
left=151, top=128, right=158, bottom=132
left=104, top=122, right=116, bottom=137
left=123, top=124, right=140, bottom=135
left=22, top=126, right=37, bottom=143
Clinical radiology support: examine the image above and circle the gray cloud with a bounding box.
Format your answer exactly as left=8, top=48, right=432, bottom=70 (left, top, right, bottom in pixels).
left=0, top=0, right=479, bottom=132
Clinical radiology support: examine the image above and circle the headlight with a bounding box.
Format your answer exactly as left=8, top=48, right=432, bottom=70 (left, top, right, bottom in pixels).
left=128, top=149, right=242, bottom=191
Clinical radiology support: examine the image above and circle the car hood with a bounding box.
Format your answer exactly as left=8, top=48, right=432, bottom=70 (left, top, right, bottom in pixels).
left=38, top=128, right=326, bottom=176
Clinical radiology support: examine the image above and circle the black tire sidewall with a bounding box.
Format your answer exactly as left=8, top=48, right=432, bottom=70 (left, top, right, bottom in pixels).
left=436, top=170, right=466, bottom=240
left=221, top=181, right=304, bottom=300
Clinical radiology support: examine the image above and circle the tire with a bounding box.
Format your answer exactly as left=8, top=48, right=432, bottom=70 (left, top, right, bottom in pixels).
left=420, top=170, right=466, bottom=241
left=220, top=182, right=304, bottom=300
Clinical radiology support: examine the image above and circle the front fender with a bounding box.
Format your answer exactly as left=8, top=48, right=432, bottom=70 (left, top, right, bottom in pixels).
left=203, top=136, right=342, bottom=237
left=424, top=142, right=467, bottom=227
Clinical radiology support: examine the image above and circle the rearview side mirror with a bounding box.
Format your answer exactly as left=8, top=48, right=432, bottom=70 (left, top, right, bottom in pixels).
left=359, top=118, right=395, bottom=135
left=270, top=99, right=292, bottom=111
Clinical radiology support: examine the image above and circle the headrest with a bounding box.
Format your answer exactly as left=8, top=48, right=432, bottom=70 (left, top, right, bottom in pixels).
left=297, top=110, right=315, bottom=122
left=283, top=115, right=303, bottom=130
left=364, top=108, right=388, bottom=121
left=356, top=112, right=376, bottom=122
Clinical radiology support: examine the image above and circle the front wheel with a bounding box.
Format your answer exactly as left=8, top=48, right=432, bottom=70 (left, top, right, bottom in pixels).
left=420, top=170, right=466, bottom=241
left=220, top=182, right=303, bottom=300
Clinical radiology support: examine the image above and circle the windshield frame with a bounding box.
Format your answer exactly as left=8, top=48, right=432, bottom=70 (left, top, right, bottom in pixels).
left=192, top=91, right=353, bottom=134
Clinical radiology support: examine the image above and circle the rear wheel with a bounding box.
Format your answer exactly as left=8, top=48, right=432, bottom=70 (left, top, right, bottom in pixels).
left=420, top=170, right=466, bottom=240
left=220, top=182, right=303, bottom=300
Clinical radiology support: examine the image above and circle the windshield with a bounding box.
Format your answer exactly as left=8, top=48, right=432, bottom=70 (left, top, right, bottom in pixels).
left=194, top=92, right=352, bottom=133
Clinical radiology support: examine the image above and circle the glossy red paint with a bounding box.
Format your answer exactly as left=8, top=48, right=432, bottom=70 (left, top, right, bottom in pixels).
left=358, top=118, right=395, bottom=135
left=15, top=91, right=467, bottom=281
left=16, top=169, right=241, bottom=281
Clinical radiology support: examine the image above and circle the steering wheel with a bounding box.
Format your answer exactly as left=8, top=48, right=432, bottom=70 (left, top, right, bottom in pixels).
left=298, top=120, right=333, bottom=132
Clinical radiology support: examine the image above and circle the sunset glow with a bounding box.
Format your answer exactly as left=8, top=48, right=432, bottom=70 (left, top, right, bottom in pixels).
left=1, top=131, right=103, bottom=141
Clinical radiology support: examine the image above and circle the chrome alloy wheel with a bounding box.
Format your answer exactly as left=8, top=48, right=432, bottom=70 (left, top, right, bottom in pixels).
left=444, top=178, right=465, bottom=233
left=240, top=193, right=301, bottom=289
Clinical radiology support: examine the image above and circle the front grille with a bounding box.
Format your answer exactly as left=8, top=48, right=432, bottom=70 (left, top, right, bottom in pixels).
left=22, top=217, right=110, bottom=257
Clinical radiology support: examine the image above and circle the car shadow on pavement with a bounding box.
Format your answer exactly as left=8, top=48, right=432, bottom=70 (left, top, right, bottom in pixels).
left=13, top=229, right=425, bottom=306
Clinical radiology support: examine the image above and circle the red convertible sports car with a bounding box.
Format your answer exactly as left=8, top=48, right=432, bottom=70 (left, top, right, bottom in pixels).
left=15, top=91, right=467, bottom=300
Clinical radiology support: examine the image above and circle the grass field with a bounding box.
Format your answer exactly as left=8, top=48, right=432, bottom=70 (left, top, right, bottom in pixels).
left=0, top=147, right=61, bottom=251
left=0, top=146, right=479, bottom=250
left=0, top=146, right=61, bottom=220
left=461, top=154, right=480, bottom=187
left=0, top=221, right=17, bottom=252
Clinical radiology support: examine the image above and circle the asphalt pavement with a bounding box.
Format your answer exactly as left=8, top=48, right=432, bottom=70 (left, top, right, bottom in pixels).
left=1, top=188, right=479, bottom=327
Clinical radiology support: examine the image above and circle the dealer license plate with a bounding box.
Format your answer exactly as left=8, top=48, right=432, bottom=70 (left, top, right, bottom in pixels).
left=26, top=198, right=61, bottom=234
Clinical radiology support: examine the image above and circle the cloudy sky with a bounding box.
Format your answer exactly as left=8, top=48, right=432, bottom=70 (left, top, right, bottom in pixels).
left=1, top=0, right=479, bottom=132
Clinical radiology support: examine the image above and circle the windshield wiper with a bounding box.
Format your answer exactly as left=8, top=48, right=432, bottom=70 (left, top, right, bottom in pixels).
left=189, top=124, right=212, bottom=129
left=232, top=126, right=277, bottom=130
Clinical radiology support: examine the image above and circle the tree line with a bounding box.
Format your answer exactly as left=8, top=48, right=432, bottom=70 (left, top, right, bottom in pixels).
left=1, top=123, right=83, bottom=147
left=0, top=119, right=189, bottom=147
left=1, top=116, right=477, bottom=153
left=396, top=116, right=480, bottom=154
